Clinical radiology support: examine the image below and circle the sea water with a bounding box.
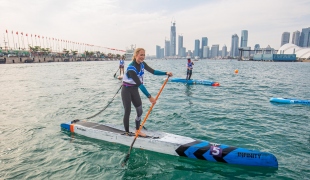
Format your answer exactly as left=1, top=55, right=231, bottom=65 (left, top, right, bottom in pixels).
left=0, top=60, right=309, bottom=179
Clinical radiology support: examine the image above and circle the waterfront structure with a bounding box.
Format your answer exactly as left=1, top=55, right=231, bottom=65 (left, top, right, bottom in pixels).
left=299, top=27, right=310, bottom=47
left=210, top=44, right=219, bottom=58
left=194, top=39, right=200, bottom=57
left=178, top=35, right=183, bottom=57
left=230, top=34, right=239, bottom=57
left=156, top=45, right=161, bottom=59
left=278, top=43, right=310, bottom=60
left=201, top=37, right=208, bottom=58
left=281, top=32, right=290, bottom=46
left=222, top=45, right=227, bottom=57
left=170, top=22, right=176, bottom=56
left=254, top=44, right=260, bottom=50
left=240, top=30, right=248, bottom=47
left=292, top=30, right=300, bottom=46
left=165, top=40, right=170, bottom=57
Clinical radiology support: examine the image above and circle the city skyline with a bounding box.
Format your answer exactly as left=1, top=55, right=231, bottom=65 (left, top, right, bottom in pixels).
left=1, top=0, right=310, bottom=55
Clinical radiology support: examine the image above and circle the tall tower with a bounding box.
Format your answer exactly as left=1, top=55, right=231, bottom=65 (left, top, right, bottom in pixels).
left=201, top=37, right=208, bottom=58
left=165, top=39, right=170, bottom=57
left=194, top=39, right=200, bottom=57
left=178, top=35, right=183, bottom=57
left=240, top=30, right=248, bottom=47
left=156, top=45, right=161, bottom=59
left=281, top=32, right=290, bottom=46
left=222, top=45, right=227, bottom=57
left=170, top=21, right=176, bottom=56
left=292, top=30, right=300, bottom=46
left=230, top=34, right=239, bottom=57
left=299, top=27, right=310, bottom=47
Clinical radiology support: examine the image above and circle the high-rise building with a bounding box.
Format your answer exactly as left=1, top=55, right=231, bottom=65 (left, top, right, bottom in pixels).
left=240, top=30, right=248, bottom=47
left=178, top=35, right=183, bottom=56
left=222, top=45, right=227, bottom=57
left=299, top=27, right=310, bottom=47
left=194, top=39, right=200, bottom=57
left=187, top=50, right=193, bottom=58
left=230, top=34, right=239, bottom=57
left=211, top=44, right=219, bottom=58
left=281, top=32, right=290, bottom=46
left=160, top=48, right=164, bottom=58
left=292, top=30, right=300, bottom=46
left=203, top=46, right=209, bottom=58
left=201, top=37, right=208, bottom=58
left=165, top=40, right=170, bottom=57
left=156, top=45, right=161, bottom=59
left=170, top=22, right=176, bottom=56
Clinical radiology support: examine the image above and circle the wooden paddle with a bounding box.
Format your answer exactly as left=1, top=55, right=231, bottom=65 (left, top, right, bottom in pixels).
left=121, top=76, right=170, bottom=166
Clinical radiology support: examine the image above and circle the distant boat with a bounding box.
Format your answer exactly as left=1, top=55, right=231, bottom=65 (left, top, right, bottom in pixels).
left=124, top=45, right=136, bottom=61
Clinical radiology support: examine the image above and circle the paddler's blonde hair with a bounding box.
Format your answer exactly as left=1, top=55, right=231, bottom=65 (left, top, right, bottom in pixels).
left=132, top=48, right=145, bottom=61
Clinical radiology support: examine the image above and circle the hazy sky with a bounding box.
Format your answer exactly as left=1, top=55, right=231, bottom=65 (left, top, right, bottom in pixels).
left=1, top=0, right=310, bottom=55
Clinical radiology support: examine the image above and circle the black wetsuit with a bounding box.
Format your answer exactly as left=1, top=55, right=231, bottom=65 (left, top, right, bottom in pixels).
left=121, top=60, right=156, bottom=133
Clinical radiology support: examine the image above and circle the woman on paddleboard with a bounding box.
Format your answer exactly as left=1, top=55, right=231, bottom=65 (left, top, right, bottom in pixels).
left=122, top=48, right=173, bottom=137
left=186, top=58, right=194, bottom=80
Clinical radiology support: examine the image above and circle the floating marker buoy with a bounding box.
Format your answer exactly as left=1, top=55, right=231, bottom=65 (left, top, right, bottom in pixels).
left=235, top=69, right=239, bottom=74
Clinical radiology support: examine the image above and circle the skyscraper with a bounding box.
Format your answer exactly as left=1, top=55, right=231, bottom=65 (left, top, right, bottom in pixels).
left=211, top=44, right=219, bottom=58
left=240, top=30, right=248, bottom=47
left=203, top=46, right=209, bottom=58
left=178, top=35, right=183, bottom=57
left=156, top=45, right=161, bottom=59
left=281, top=32, right=290, bottom=46
left=222, top=45, right=227, bottom=57
left=165, top=40, right=170, bottom=57
left=299, top=27, right=310, bottom=47
left=292, top=30, right=300, bottom=46
left=230, top=34, right=239, bottom=57
left=194, top=39, right=200, bottom=57
left=170, top=22, right=176, bottom=56
left=201, top=37, right=208, bottom=58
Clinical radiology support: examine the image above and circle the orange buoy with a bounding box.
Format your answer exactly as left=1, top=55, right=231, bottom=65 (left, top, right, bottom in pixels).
left=234, top=69, right=239, bottom=74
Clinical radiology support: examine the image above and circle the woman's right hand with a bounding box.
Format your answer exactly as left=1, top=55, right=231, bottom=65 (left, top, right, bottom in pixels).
left=149, top=96, right=156, bottom=104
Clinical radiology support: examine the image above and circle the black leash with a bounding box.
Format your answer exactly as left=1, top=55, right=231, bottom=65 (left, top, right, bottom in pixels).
left=84, top=85, right=123, bottom=120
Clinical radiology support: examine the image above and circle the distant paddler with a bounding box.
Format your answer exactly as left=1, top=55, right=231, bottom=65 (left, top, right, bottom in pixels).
left=117, top=58, right=125, bottom=79
left=186, top=58, right=194, bottom=80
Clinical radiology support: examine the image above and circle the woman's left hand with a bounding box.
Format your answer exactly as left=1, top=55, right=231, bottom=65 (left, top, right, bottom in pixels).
left=166, top=72, right=173, bottom=77
left=149, top=96, right=156, bottom=104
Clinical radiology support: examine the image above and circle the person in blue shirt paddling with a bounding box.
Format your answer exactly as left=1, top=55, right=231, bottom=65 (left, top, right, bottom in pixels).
left=122, top=48, right=173, bottom=137
left=119, top=58, right=125, bottom=76
left=186, top=58, right=194, bottom=80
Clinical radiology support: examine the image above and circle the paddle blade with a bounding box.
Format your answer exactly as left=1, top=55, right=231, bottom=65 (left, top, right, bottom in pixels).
left=121, top=154, right=130, bottom=167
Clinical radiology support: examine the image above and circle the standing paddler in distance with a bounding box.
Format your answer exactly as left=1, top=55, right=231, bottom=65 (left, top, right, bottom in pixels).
left=186, top=58, right=194, bottom=80
left=119, top=57, right=125, bottom=78
left=121, top=48, right=173, bottom=137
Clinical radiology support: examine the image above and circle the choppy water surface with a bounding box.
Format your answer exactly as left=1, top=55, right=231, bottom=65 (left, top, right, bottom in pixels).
left=0, top=60, right=309, bottom=179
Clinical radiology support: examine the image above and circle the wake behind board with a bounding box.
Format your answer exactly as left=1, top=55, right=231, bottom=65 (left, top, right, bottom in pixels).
left=61, top=120, right=277, bottom=168
left=270, top=97, right=310, bottom=105
left=168, top=78, right=219, bottom=86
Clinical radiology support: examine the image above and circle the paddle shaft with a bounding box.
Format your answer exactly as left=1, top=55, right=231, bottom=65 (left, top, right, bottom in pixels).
left=122, top=76, right=170, bottom=166
left=113, top=68, right=119, bottom=77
